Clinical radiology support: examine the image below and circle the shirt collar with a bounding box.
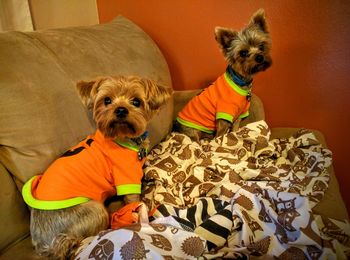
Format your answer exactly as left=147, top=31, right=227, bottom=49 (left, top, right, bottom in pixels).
left=223, top=71, right=251, bottom=97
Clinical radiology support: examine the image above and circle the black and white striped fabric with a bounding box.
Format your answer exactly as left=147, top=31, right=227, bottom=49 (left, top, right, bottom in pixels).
left=151, top=198, right=233, bottom=250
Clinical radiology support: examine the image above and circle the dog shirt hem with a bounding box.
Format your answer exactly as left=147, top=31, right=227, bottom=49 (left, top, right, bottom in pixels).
left=22, top=176, right=90, bottom=210
left=239, top=111, right=250, bottom=119
left=117, top=184, right=141, bottom=195
left=216, top=112, right=234, bottom=122
left=176, top=117, right=214, bottom=134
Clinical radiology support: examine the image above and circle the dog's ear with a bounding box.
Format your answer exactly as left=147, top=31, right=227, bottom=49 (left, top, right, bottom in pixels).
left=76, top=77, right=107, bottom=109
left=215, top=27, right=238, bottom=52
left=142, top=78, right=173, bottom=111
left=248, top=9, right=268, bottom=33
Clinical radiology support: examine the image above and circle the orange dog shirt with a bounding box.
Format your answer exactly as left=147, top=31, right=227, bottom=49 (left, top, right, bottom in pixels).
left=177, top=72, right=251, bottom=133
left=22, top=130, right=145, bottom=210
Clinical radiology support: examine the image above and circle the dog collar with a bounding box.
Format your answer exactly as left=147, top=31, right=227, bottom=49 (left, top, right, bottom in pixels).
left=115, top=131, right=149, bottom=160
left=226, top=66, right=252, bottom=101
left=131, top=131, right=149, bottom=145
left=226, top=66, right=252, bottom=87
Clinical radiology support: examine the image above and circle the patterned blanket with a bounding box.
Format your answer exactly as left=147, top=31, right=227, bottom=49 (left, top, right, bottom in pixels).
left=75, top=121, right=350, bottom=259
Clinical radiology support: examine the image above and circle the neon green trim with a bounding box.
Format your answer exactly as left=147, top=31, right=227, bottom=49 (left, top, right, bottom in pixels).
left=115, top=140, right=148, bottom=154
left=239, top=111, right=250, bottom=118
left=115, top=140, right=139, bottom=152
left=176, top=117, right=214, bottom=134
left=216, top=112, right=234, bottom=122
left=117, top=184, right=141, bottom=195
left=224, top=72, right=250, bottom=96
left=22, top=176, right=90, bottom=210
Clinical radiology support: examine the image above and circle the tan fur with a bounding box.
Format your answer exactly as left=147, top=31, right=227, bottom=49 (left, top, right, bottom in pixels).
left=215, top=9, right=272, bottom=83
left=30, top=75, right=172, bottom=259
left=31, top=201, right=109, bottom=259
left=178, top=9, right=272, bottom=141
left=78, top=76, right=172, bottom=139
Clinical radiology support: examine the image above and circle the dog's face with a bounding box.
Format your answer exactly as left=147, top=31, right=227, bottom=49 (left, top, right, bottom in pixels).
left=215, top=9, right=272, bottom=79
left=76, top=76, right=172, bottom=139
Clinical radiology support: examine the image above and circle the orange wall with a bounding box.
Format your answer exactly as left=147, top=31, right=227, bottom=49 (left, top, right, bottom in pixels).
left=97, top=0, right=350, bottom=213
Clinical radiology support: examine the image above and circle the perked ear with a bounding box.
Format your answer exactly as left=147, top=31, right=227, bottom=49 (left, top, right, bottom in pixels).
left=215, top=27, right=238, bottom=52
left=76, top=77, right=107, bottom=109
left=142, top=78, right=173, bottom=111
left=248, top=9, right=268, bottom=33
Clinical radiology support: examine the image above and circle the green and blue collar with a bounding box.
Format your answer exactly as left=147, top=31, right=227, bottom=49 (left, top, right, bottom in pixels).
left=224, top=67, right=252, bottom=101
left=115, top=131, right=149, bottom=160
left=226, top=66, right=252, bottom=87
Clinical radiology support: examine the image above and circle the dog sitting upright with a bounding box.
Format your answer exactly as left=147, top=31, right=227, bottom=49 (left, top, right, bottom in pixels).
left=176, top=9, right=272, bottom=141
left=22, top=76, right=172, bottom=259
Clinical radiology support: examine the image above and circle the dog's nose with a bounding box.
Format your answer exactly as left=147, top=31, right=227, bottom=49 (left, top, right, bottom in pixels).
left=255, top=55, right=264, bottom=64
left=115, top=107, right=128, bottom=118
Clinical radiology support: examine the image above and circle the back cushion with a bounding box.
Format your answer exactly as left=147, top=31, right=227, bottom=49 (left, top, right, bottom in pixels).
left=0, top=31, right=94, bottom=183
left=0, top=16, right=173, bottom=184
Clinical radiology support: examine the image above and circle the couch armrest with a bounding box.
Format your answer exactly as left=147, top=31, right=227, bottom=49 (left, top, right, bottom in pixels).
left=173, top=90, right=265, bottom=124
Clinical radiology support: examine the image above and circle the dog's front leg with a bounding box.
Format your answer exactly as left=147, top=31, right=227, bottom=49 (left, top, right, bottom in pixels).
left=231, top=118, right=242, bottom=132
left=215, top=119, right=232, bottom=137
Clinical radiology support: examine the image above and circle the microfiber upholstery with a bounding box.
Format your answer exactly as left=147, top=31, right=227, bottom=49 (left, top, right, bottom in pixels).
left=0, top=16, right=173, bottom=254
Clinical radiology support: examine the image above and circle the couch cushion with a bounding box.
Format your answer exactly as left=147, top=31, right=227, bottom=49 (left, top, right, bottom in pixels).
left=0, top=236, right=39, bottom=260
left=0, top=164, right=30, bottom=253
left=0, top=31, right=94, bottom=184
left=0, top=16, right=173, bottom=185
left=27, top=16, right=171, bottom=86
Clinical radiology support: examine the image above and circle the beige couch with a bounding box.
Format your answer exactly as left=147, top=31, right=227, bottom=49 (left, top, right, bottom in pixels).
left=0, top=16, right=348, bottom=259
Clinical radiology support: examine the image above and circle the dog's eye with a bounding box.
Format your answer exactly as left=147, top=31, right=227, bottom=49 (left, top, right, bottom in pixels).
left=104, top=97, right=112, bottom=106
left=259, top=44, right=265, bottom=51
left=131, top=98, right=141, bottom=107
left=239, top=50, right=248, bottom=58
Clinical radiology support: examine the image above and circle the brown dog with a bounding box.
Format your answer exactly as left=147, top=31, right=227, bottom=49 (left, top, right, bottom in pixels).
left=22, top=76, right=172, bottom=259
left=176, top=9, right=272, bottom=142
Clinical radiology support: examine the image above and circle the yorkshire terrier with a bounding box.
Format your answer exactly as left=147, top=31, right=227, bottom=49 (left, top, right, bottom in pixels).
left=22, top=76, right=172, bottom=259
left=176, top=9, right=272, bottom=141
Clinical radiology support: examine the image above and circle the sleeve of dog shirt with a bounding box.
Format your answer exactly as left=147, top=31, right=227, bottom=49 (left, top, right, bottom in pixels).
left=109, top=148, right=144, bottom=196
left=216, top=102, right=239, bottom=122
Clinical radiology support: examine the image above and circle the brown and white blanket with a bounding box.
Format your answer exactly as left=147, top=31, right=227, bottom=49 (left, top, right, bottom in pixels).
left=76, top=121, right=350, bottom=259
